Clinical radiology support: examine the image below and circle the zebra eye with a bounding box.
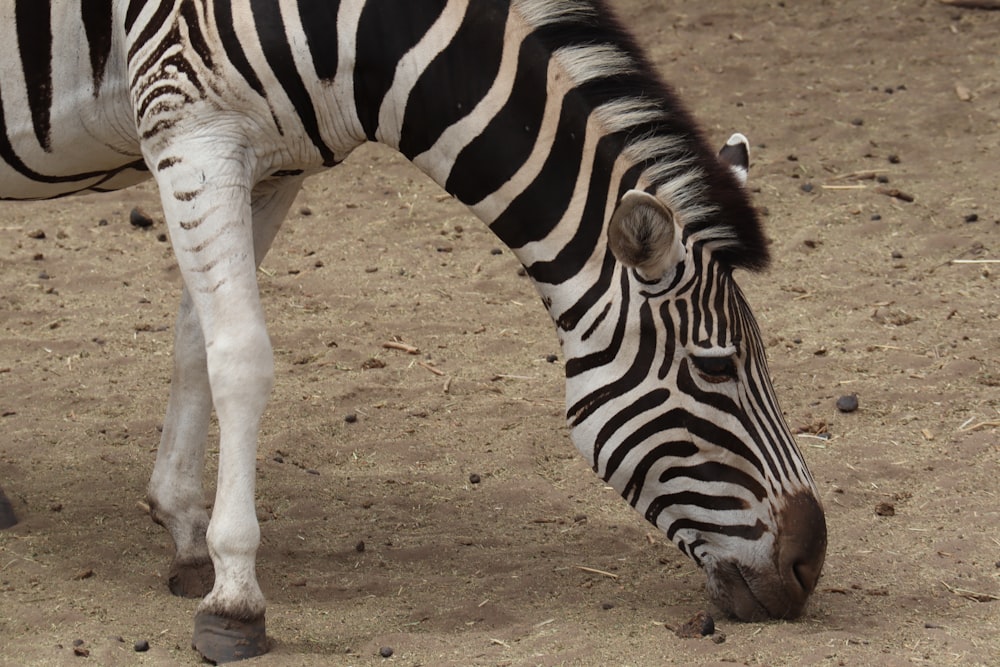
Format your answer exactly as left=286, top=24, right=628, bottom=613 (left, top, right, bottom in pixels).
left=690, top=355, right=738, bottom=383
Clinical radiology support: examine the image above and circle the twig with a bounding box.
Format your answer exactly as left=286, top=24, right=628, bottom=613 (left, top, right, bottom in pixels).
left=828, top=169, right=889, bottom=182
left=383, top=341, right=420, bottom=355
left=418, top=361, right=445, bottom=376
left=874, top=186, right=915, bottom=202
left=574, top=565, right=619, bottom=580
left=958, top=420, right=1000, bottom=432
left=952, top=259, right=1000, bottom=264
left=820, top=184, right=867, bottom=190
left=941, top=580, right=1000, bottom=602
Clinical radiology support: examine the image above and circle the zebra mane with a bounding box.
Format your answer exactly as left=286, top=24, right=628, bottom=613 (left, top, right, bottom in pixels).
left=514, top=0, right=770, bottom=272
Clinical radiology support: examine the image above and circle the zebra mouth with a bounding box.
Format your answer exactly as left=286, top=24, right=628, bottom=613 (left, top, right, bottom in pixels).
left=707, top=560, right=772, bottom=621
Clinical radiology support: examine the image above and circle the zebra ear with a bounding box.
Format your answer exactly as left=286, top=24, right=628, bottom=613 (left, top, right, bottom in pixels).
left=718, top=133, right=750, bottom=186
left=608, top=189, right=683, bottom=281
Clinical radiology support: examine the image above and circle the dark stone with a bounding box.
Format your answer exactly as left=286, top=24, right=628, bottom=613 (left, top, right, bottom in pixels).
left=836, top=394, right=859, bottom=413
left=129, top=208, right=155, bottom=228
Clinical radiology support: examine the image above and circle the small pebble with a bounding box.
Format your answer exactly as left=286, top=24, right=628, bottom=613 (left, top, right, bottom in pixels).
left=157, top=233, right=168, bottom=243
left=355, top=540, right=366, bottom=553
left=876, top=175, right=890, bottom=184
left=545, top=354, right=558, bottom=363
left=964, top=213, right=979, bottom=223
left=134, top=640, right=150, bottom=652
left=97, top=219, right=109, bottom=227
left=344, top=413, right=358, bottom=424
left=891, top=251, right=903, bottom=259
left=27, top=229, right=46, bottom=239
left=870, top=214, right=882, bottom=221
left=299, top=206, right=313, bottom=216
left=469, top=473, right=481, bottom=485
left=800, top=183, right=814, bottom=193
left=887, top=154, right=901, bottom=164
left=836, top=394, right=859, bottom=413
left=601, top=601, right=615, bottom=610
left=379, top=646, right=394, bottom=658
left=850, top=117, right=864, bottom=126
left=490, top=248, right=502, bottom=255
left=129, top=207, right=155, bottom=228
left=875, top=501, right=896, bottom=517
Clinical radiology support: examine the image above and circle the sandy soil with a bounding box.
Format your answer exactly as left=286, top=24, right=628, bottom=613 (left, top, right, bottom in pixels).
left=1, top=1, right=998, bottom=665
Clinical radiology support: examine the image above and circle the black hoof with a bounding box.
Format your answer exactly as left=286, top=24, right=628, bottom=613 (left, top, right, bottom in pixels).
left=0, top=488, right=17, bottom=529
left=169, top=557, right=215, bottom=598
left=193, top=611, right=268, bottom=664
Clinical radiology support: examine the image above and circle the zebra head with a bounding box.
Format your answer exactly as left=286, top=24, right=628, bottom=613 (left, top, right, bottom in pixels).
left=561, top=135, right=827, bottom=621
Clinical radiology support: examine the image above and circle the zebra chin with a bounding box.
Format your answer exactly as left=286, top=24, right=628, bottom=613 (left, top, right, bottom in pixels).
left=704, top=492, right=827, bottom=621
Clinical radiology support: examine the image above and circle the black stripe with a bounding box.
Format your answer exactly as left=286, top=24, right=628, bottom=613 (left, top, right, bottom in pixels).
left=564, top=268, right=628, bottom=378
left=399, top=1, right=509, bottom=159
left=250, top=0, right=336, bottom=165
left=674, top=298, right=689, bottom=347
left=0, top=159, right=147, bottom=200
left=665, top=517, right=766, bottom=542
left=15, top=0, right=53, bottom=151
left=642, top=491, right=748, bottom=518
left=213, top=1, right=271, bottom=126
left=445, top=36, right=548, bottom=205
left=581, top=301, right=611, bottom=342
left=179, top=0, right=214, bottom=71
left=592, top=387, right=671, bottom=470
left=621, top=440, right=700, bottom=505
left=657, top=299, right=676, bottom=380
left=354, top=0, right=447, bottom=142
left=296, top=0, right=341, bottom=81
left=658, top=461, right=767, bottom=503
left=81, top=0, right=114, bottom=93
left=124, top=0, right=144, bottom=32
left=555, top=250, right=616, bottom=332
left=604, top=411, right=697, bottom=485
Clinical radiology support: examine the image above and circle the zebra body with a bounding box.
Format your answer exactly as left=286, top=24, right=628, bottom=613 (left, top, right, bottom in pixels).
left=0, top=1, right=827, bottom=661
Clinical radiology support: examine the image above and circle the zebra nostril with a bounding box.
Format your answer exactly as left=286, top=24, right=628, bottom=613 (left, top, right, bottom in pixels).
left=792, top=558, right=821, bottom=594
left=775, top=491, right=827, bottom=613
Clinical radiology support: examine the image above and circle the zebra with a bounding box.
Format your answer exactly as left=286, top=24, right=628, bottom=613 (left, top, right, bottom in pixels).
left=0, top=0, right=828, bottom=662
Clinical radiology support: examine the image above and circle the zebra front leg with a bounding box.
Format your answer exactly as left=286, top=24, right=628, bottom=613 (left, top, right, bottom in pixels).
left=148, top=286, right=215, bottom=598
left=154, top=162, right=302, bottom=663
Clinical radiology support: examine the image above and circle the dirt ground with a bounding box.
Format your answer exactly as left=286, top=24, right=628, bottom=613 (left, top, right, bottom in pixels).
left=1, top=1, right=998, bottom=665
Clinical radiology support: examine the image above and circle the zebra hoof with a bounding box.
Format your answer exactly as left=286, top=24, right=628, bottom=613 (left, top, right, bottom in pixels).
left=192, top=611, right=268, bottom=664
left=0, top=488, right=17, bottom=529
left=168, top=557, right=215, bottom=598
